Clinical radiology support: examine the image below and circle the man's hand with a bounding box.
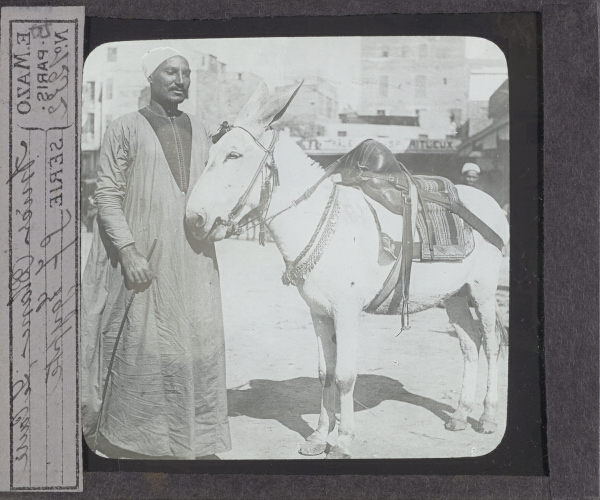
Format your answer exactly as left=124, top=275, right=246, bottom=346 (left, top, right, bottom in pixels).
left=118, top=244, right=154, bottom=288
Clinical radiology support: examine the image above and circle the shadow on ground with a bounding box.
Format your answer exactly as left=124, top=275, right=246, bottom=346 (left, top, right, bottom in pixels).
left=228, top=375, right=463, bottom=440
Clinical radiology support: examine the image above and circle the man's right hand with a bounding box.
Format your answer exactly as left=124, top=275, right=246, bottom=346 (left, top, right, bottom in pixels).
left=118, top=244, right=154, bottom=288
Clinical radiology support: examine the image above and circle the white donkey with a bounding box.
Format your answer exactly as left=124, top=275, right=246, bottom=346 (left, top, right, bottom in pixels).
left=186, top=83, right=509, bottom=459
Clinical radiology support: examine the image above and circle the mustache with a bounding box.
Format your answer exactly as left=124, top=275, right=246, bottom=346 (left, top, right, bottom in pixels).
left=170, top=86, right=189, bottom=98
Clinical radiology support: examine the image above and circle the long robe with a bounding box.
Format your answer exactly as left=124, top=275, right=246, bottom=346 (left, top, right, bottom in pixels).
left=82, top=110, right=231, bottom=459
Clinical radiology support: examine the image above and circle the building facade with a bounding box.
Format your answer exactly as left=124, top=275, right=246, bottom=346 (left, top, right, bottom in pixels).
left=457, top=78, right=509, bottom=205
left=273, top=79, right=339, bottom=137
left=358, top=37, right=507, bottom=140
left=217, top=71, right=265, bottom=124
left=466, top=67, right=510, bottom=136
left=359, top=37, right=469, bottom=138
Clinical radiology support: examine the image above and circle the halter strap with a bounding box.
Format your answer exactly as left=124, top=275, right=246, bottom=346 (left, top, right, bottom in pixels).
left=227, top=128, right=279, bottom=221
left=211, top=123, right=333, bottom=250
left=234, top=148, right=343, bottom=233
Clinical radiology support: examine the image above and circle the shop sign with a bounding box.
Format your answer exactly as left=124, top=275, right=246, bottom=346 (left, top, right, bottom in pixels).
left=406, top=139, right=458, bottom=151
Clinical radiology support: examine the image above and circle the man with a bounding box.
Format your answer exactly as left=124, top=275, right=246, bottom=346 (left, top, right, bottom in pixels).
left=460, top=162, right=481, bottom=188
left=82, top=47, right=231, bottom=459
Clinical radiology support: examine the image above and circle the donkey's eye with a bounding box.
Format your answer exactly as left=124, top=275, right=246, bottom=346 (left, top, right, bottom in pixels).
left=226, top=151, right=242, bottom=160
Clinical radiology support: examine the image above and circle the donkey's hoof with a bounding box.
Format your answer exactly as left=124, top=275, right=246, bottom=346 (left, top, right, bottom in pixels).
left=299, top=438, right=327, bottom=456
left=445, top=417, right=468, bottom=431
left=325, top=446, right=351, bottom=459
left=477, top=418, right=497, bottom=434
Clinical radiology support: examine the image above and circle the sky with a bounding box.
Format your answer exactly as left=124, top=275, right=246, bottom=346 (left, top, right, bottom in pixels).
left=85, top=36, right=506, bottom=109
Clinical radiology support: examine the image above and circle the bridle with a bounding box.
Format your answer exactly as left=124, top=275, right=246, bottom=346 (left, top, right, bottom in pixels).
left=211, top=121, right=280, bottom=245
left=210, top=120, right=342, bottom=246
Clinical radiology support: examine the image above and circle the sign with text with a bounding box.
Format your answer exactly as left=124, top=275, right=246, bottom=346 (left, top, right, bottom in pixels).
left=0, top=6, right=83, bottom=491
left=405, top=138, right=459, bottom=152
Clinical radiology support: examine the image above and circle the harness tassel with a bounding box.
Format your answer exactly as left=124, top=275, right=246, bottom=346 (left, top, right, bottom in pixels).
left=271, top=164, right=280, bottom=187
left=259, top=180, right=271, bottom=246
left=260, top=180, right=270, bottom=207
left=259, top=225, right=266, bottom=246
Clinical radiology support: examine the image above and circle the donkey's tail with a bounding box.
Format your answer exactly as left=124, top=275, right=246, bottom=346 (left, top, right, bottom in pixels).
left=496, top=306, right=508, bottom=357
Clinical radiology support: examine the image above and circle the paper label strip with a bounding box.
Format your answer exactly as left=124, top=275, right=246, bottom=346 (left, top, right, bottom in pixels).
left=0, top=6, right=84, bottom=491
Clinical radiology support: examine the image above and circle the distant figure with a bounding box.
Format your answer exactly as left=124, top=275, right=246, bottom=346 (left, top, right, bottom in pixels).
left=448, top=119, right=458, bottom=138
left=460, top=162, right=481, bottom=189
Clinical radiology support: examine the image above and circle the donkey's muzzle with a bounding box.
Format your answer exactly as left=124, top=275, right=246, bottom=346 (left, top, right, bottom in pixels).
left=185, top=209, right=208, bottom=240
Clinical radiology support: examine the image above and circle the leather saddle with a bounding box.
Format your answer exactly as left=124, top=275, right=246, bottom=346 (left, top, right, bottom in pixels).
left=330, top=139, right=417, bottom=327
left=330, top=139, right=503, bottom=252
left=328, top=139, right=503, bottom=328
left=332, top=139, right=409, bottom=215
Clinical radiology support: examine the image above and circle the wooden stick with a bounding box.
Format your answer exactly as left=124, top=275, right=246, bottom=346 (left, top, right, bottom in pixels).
left=92, top=238, right=157, bottom=453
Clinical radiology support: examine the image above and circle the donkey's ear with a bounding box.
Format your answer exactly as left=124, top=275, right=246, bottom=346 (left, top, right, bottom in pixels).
left=235, top=81, right=270, bottom=126
left=255, top=81, right=303, bottom=129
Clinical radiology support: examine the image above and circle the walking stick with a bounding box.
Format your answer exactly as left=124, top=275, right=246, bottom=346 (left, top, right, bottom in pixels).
left=92, top=238, right=158, bottom=453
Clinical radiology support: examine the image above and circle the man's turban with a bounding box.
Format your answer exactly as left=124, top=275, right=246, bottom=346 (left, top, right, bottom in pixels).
left=461, top=162, right=481, bottom=174
left=142, top=47, right=184, bottom=79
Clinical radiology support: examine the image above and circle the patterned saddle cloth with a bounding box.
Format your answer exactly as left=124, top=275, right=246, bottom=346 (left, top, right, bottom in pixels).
left=330, top=139, right=475, bottom=261
left=413, top=176, right=474, bottom=261
left=379, top=176, right=474, bottom=262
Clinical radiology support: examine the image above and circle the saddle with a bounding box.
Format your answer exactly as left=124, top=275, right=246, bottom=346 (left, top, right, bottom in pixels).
left=329, top=139, right=504, bottom=325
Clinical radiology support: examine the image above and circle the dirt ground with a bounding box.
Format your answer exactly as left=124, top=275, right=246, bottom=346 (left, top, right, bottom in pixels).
left=81, top=232, right=509, bottom=460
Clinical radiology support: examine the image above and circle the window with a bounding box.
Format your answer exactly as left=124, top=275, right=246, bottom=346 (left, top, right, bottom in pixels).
left=209, top=55, right=217, bottom=73
left=415, top=75, right=426, bottom=98
left=337, top=131, right=347, bottom=137
left=107, top=47, right=117, bottom=62
left=450, top=108, right=463, bottom=123
left=83, top=82, right=95, bottom=102
left=377, top=109, right=386, bottom=116
left=436, top=48, right=448, bottom=58
left=105, top=78, right=113, bottom=100
left=83, top=113, right=94, bottom=134
left=382, top=46, right=389, bottom=57
left=443, top=78, right=447, bottom=85
left=379, top=75, right=389, bottom=97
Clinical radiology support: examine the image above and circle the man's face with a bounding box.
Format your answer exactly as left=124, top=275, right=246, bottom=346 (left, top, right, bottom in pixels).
left=462, top=170, right=479, bottom=186
left=148, top=56, right=191, bottom=106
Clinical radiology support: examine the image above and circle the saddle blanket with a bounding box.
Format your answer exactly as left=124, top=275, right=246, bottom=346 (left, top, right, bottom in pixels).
left=374, top=176, right=474, bottom=262
left=413, top=176, right=474, bottom=261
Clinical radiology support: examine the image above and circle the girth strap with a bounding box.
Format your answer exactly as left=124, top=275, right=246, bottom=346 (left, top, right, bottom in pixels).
left=365, top=244, right=404, bottom=313
left=363, top=172, right=505, bottom=320
left=387, top=187, right=414, bottom=330
left=365, top=179, right=415, bottom=327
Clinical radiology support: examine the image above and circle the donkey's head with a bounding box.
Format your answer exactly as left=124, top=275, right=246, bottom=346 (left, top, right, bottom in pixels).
left=186, top=82, right=301, bottom=242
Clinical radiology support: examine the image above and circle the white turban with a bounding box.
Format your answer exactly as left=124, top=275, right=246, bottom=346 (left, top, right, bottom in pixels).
left=142, top=47, right=183, bottom=79
left=461, top=162, right=481, bottom=174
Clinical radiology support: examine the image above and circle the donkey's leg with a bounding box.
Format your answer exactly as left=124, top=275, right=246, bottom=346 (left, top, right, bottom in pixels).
left=472, top=295, right=500, bottom=434
left=299, top=312, right=337, bottom=456
left=444, top=294, right=482, bottom=431
left=326, top=309, right=359, bottom=459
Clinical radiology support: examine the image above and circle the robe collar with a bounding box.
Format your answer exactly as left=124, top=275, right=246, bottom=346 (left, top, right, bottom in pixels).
left=146, top=99, right=183, bottom=118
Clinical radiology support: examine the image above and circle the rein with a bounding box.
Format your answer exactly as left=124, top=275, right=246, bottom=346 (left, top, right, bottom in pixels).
left=232, top=145, right=346, bottom=235
left=212, top=120, right=339, bottom=243
left=211, top=120, right=343, bottom=286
